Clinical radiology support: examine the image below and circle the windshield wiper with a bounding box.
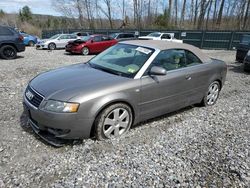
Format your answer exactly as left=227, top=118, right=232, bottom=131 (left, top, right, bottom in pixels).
left=91, top=65, right=122, bottom=76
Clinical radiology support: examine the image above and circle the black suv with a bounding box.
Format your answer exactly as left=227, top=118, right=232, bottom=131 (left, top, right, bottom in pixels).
left=236, top=35, right=250, bottom=62
left=0, top=25, right=25, bottom=60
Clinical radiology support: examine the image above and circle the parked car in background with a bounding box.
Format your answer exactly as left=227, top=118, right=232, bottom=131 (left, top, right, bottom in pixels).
left=65, top=34, right=117, bottom=55
left=139, top=32, right=183, bottom=43
left=23, top=40, right=227, bottom=146
left=236, top=35, right=250, bottom=62
left=20, top=32, right=38, bottom=46
left=243, top=50, right=250, bottom=72
left=109, top=33, right=136, bottom=41
left=36, top=34, right=78, bottom=50
left=71, top=32, right=90, bottom=38
left=0, top=25, right=25, bottom=60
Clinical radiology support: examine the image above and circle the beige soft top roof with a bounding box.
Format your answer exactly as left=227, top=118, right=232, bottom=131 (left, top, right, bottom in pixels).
left=120, top=40, right=211, bottom=63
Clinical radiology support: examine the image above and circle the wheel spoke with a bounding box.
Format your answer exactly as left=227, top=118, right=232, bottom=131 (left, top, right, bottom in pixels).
left=113, top=109, right=120, bottom=121
left=119, top=110, right=128, bottom=121
left=119, top=121, right=128, bottom=128
left=114, top=127, right=120, bottom=137
left=104, top=126, right=115, bottom=135
left=104, top=118, right=115, bottom=126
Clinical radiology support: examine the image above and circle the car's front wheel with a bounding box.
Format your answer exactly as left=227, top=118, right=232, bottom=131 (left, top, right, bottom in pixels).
left=28, top=41, right=35, bottom=47
left=48, top=43, right=56, bottom=50
left=95, top=103, right=133, bottom=140
left=202, top=81, right=220, bottom=106
left=82, top=47, right=89, bottom=55
left=0, top=45, right=17, bottom=60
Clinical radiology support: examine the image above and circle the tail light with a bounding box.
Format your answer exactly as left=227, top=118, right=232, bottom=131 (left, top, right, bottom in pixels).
left=18, top=35, right=24, bottom=42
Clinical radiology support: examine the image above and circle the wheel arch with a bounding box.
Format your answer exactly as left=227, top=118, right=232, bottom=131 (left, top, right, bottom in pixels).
left=0, top=43, right=17, bottom=51
left=89, top=99, right=136, bottom=137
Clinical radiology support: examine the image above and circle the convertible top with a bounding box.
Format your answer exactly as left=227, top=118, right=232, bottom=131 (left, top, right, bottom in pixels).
left=120, top=40, right=211, bottom=63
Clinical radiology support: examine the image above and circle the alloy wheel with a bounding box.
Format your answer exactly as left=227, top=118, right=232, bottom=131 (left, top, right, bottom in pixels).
left=206, top=82, right=219, bottom=105
left=103, top=108, right=130, bottom=138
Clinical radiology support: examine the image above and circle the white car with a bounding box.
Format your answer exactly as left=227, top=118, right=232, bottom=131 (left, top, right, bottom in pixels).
left=139, top=32, right=183, bottom=43
left=36, top=34, right=78, bottom=50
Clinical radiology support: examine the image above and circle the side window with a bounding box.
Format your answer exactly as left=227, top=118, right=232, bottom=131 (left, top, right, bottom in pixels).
left=185, top=50, right=202, bottom=66
left=70, top=35, right=77, bottom=39
left=161, top=34, right=171, bottom=39
left=149, top=49, right=186, bottom=71
left=0, top=27, right=14, bottom=36
left=59, top=35, right=67, bottom=39
left=102, top=36, right=111, bottom=41
left=93, top=36, right=102, bottom=42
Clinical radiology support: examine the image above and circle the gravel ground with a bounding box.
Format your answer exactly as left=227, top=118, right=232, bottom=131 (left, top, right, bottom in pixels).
left=0, top=48, right=249, bottom=187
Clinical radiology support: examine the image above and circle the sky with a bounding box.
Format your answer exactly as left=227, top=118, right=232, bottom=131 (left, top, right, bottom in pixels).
left=0, top=0, right=61, bottom=16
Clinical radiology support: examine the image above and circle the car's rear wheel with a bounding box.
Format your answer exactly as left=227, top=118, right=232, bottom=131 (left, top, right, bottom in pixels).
left=48, top=43, right=56, bottom=50
left=82, top=47, right=89, bottom=55
left=95, top=103, right=133, bottom=140
left=0, top=45, right=17, bottom=60
left=28, top=41, right=35, bottom=47
left=202, top=81, right=220, bottom=106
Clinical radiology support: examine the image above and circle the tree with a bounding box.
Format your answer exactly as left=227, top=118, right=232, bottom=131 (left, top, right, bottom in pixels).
left=216, top=0, right=225, bottom=26
left=180, top=0, right=186, bottom=26
left=0, top=9, right=5, bottom=18
left=19, top=6, right=32, bottom=22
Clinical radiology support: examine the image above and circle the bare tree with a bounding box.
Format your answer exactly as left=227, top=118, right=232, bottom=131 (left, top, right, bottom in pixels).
left=216, top=0, right=225, bottom=27
left=99, top=0, right=113, bottom=29
left=180, top=0, right=186, bottom=26
left=243, top=0, right=250, bottom=29
left=205, top=0, right=213, bottom=29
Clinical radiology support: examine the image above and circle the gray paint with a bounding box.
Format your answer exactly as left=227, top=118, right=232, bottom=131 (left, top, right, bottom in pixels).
left=23, top=41, right=227, bottom=140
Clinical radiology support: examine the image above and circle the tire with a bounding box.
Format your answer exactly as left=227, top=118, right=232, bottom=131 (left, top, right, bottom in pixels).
left=28, top=41, right=35, bottom=47
left=0, top=45, right=17, bottom=60
left=95, top=103, right=133, bottom=140
left=82, top=47, right=89, bottom=55
left=202, top=81, right=220, bottom=106
left=48, top=43, right=56, bottom=50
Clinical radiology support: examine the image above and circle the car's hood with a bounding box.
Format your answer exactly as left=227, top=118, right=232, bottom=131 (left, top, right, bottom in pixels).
left=29, top=63, right=130, bottom=101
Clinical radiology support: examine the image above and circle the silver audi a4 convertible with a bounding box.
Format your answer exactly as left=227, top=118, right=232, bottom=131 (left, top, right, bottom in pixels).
left=23, top=40, right=227, bottom=146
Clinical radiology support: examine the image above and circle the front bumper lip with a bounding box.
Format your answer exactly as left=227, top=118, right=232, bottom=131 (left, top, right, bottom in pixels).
left=23, top=94, right=94, bottom=146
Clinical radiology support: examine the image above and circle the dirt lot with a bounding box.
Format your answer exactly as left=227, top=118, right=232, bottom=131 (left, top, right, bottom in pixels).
left=0, top=48, right=249, bottom=187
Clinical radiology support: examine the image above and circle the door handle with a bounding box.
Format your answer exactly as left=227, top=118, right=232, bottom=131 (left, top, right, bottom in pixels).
left=186, top=75, right=192, bottom=80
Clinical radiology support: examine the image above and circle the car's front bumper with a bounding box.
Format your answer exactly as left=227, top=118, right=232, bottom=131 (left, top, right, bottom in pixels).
left=23, top=95, right=94, bottom=145
left=35, top=43, right=48, bottom=49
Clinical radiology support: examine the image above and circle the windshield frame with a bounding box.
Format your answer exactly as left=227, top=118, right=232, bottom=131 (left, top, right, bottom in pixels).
left=88, top=43, right=155, bottom=78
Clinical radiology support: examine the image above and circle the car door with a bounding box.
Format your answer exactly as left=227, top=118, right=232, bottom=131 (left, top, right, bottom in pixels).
left=88, top=36, right=102, bottom=52
left=183, top=50, right=215, bottom=105
left=100, top=36, right=114, bottom=51
left=56, top=35, right=68, bottom=48
left=139, top=49, right=193, bottom=121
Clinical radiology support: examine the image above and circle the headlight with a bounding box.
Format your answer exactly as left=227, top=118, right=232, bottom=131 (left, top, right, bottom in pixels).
left=44, top=100, right=79, bottom=113
left=247, top=50, right=250, bottom=56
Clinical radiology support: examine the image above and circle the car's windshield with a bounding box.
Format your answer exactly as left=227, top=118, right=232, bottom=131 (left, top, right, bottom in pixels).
left=109, top=33, right=118, bottom=39
left=50, top=34, right=60, bottom=39
left=147, top=32, right=161, bottom=37
left=80, top=36, right=91, bottom=41
left=240, top=35, right=250, bottom=45
left=88, top=44, right=154, bottom=78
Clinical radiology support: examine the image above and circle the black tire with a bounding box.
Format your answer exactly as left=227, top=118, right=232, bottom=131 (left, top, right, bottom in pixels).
left=82, top=47, right=89, bottom=55
left=95, top=103, right=133, bottom=140
left=28, top=41, right=35, bottom=47
left=0, top=45, right=17, bottom=60
left=202, top=81, right=221, bottom=106
left=48, top=43, right=56, bottom=50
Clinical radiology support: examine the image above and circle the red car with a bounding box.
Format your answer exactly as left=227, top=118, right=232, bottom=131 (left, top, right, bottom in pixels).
left=65, top=34, right=117, bottom=55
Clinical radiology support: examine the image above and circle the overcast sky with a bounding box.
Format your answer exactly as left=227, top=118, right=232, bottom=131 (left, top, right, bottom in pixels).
left=0, top=0, right=61, bottom=16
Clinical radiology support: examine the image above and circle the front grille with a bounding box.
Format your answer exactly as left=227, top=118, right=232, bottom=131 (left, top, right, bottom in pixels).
left=25, top=86, right=44, bottom=108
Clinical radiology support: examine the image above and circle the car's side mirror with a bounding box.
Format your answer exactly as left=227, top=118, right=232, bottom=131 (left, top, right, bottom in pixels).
left=149, top=66, right=167, bottom=76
